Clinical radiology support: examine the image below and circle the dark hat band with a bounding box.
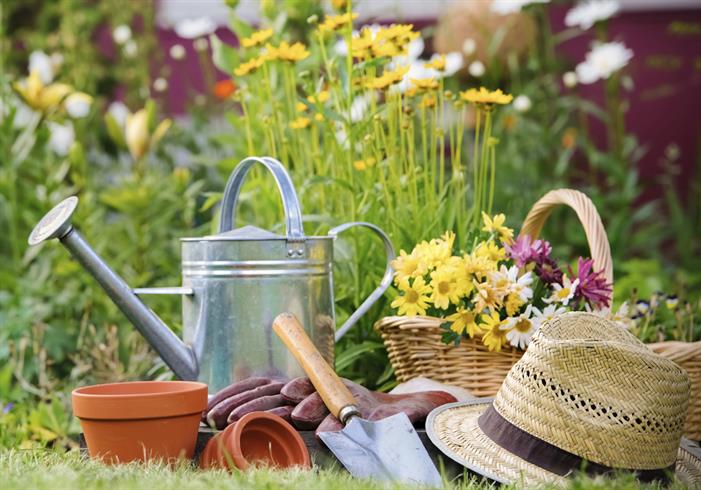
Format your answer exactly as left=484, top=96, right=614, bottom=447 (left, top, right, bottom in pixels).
left=477, top=405, right=674, bottom=484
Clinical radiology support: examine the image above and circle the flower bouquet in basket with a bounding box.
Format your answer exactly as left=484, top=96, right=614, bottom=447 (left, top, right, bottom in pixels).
left=389, top=212, right=612, bottom=352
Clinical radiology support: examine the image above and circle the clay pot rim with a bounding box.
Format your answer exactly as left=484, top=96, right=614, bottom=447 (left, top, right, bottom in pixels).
left=73, top=381, right=207, bottom=420
left=229, top=411, right=311, bottom=470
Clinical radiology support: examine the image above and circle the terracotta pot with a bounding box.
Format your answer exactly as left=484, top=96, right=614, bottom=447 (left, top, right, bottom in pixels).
left=72, top=380, right=207, bottom=464
left=200, top=411, right=311, bottom=470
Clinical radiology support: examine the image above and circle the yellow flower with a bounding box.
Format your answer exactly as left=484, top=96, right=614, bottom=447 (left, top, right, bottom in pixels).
left=241, top=28, right=273, bottom=48
left=265, top=41, right=310, bottom=63
left=318, top=12, right=358, bottom=34
left=411, top=78, right=438, bottom=91
left=463, top=253, right=496, bottom=279
left=391, top=277, right=431, bottom=317
left=314, top=113, right=324, bottom=122
left=296, top=101, right=308, bottom=112
left=473, top=280, right=504, bottom=312
left=377, top=24, right=419, bottom=44
left=391, top=249, right=426, bottom=283
left=289, top=117, right=311, bottom=130
left=307, top=90, right=330, bottom=104
left=474, top=241, right=506, bottom=263
left=459, top=87, right=513, bottom=106
left=505, top=292, right=525, bottom=316
left=430, top=265, right=462, bottom=310
left=418, top=94, right=436, bottom=109
left=123, top=107, right=172, bottom=162
left=13, top=71, right=72, bottom=112
left=480, top=311, right=509, bottom=352
left=331, top=0, right=348, bottom=11
left=447, top=308, right=481, bottom=337
left=353, top=157, right=376, bottom=171
left=234, top=56, right=266, bottom=76
left=350, top=28, right=375, bottom=59
left=365, top=66, right=409, bottom=90
left=481, top=212, right=514, bottom=244
left=425, top=55, right=446, bottom=71
left=372, top=42, right=401, bottom=58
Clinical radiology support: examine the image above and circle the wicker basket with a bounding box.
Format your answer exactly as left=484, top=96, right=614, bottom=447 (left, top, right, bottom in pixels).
left=376, top=188, right=701, bottom=439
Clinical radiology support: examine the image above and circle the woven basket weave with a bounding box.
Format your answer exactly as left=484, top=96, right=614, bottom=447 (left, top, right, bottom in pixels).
left=376, top=188, right=701, bottom=439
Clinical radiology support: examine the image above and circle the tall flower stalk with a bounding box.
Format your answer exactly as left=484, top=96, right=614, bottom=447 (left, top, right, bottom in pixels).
left=219, top=6, right=512, bottom=253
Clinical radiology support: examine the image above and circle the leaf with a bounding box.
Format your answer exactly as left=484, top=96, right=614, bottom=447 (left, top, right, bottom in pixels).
left=200, top=192, right=223, bottom=212
left=104, top=113, right=126, bottom=148
left=334, top=341, right=384, bottom=372
left=210, top=34, right=239, bottom=74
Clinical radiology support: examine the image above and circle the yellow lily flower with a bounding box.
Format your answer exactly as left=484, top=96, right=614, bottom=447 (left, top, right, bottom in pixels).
left=13, top=71, right=72, bottom=112
left=121, top=106, right=172, bottom=162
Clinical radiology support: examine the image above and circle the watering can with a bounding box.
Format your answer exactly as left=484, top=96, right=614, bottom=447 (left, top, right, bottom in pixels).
left=29, top=156, right=395, bottom=393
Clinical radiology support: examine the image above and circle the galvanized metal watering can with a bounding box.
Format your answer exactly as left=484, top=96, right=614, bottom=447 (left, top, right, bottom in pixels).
left=29, top=156, right=395, bottom=393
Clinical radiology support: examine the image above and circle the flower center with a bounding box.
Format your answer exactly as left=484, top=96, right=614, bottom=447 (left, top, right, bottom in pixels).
left=514, top=318, right=532, bottom=333
left=406, top=289, right=419, bottom=303
left=438, top=281, right=450, bottom=294
left=556, top=287, right=571, bottom=299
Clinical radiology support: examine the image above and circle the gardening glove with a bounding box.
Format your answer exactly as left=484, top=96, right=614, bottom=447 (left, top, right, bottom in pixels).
left=280, top=377, right=457, bottom=433
left=203, top=377, right=291, bottom=429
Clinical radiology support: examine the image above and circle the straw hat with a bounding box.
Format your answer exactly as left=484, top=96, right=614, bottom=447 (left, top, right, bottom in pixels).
left=426, top=312, right=700, bottom=486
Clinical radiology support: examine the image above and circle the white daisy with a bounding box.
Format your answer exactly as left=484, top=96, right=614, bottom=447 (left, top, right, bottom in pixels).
left=532, top=304, right=567, bottom=328
left=174, top=17, right=216, bottom=39
left=501, top=305, right=536, bottom=349
left=565, top=0, right=620, bottom=30
left=575, top=42, right=633, bottom=84
left=506, top=266, right=534, bottom=302
left=545, top=275, right=579, bottom=306
left=491, top=0, right=550, bottom=15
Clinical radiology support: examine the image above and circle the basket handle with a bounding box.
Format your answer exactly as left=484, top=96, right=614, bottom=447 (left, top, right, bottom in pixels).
left=519, top=189, right=614, bottom=297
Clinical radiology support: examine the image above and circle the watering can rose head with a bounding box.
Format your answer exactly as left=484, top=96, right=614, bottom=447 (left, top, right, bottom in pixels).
left=28, top=157, right=395, bottom=393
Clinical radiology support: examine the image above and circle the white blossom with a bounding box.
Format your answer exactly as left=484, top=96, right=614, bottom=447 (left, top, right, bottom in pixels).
left=29, top=50, right=54, bottom=84
left=123, top=40, right=138, bottom=58
left=575, top=42, right=633, bottom=84
left=193, top=37, right=209, bottom=52
left=174, top=17, right=216, bottom=39
left=563, top=71, right=578, bottom=88
left=107, top=101, right=130, bottom=128
left=153, top=78, right=168, bottom=92
left=64, top=93, right=93, bottom=118
left=462, top=38, right=476, bottom=57
left=468, top=60, right=485, bottom=77
left=47, top=121, right=75, bottom=156
left=565, top=0, right=620, bottom=30
left=491, top=0, right=550, bottom=15
left=513, top=94, right=532, bottom=113
left=112, top=24, right=132, bottom=45
left=169, top=44, right=186, bottom=60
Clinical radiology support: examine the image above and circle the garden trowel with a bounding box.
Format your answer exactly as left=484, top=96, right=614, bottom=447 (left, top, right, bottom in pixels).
left=273, top=313, right=443, bottom=487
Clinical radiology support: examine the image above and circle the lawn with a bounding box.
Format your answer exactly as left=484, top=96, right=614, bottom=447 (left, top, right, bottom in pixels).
left=0, top=449, right=687, bottom=490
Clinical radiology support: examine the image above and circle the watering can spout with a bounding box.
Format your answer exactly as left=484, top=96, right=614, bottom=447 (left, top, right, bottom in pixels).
left=28, top=197, right=199, bottom=381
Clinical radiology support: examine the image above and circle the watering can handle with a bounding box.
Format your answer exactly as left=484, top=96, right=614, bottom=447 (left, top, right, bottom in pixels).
left=219, top=156, right=305, bottom=241
left=329, top=222, right=395, bottom=341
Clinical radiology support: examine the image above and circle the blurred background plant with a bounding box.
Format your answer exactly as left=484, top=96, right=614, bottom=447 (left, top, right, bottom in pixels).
left=1, top=0, right=700, bottom=448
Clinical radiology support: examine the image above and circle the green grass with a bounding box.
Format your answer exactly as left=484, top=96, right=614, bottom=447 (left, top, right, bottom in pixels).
left=0, top=449, right=686, bottom=490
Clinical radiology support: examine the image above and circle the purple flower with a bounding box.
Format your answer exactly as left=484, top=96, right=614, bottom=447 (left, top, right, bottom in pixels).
left=535, top=256, right=563, bottom=285
left=570, top=257, right=612, bottom=309
left=505, top=235, right=552, bottom=268
left=1, top=402, right=13, bottom=414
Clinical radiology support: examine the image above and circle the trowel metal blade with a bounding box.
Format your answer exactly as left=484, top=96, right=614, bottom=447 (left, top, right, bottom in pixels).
left=318, top=412, right=443, bottom=487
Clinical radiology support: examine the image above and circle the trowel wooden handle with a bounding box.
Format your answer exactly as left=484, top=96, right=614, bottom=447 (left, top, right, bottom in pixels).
left=273, top=313, right=358, bottom=422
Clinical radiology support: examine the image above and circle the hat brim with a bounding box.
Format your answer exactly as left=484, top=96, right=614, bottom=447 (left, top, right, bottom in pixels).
left=426, top=398, right=701, bottom=487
